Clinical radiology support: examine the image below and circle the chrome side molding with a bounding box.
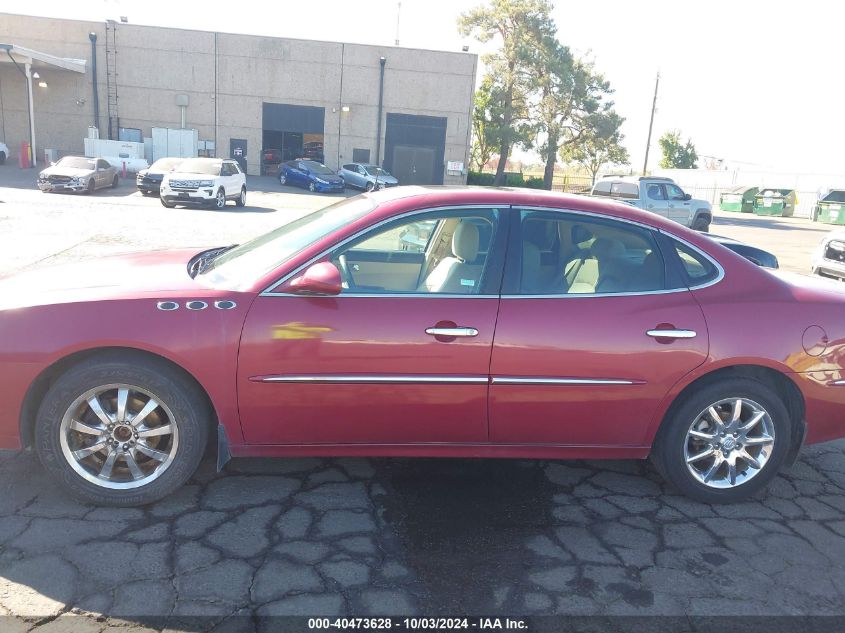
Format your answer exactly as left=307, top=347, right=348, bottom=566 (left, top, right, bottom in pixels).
left=256, top=375, right=488, bottom=384
left=491, top=377, right=639, bottom=386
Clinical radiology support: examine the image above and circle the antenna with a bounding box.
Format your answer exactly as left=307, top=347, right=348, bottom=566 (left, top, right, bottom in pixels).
left=395, top=1, right=401, bottom=46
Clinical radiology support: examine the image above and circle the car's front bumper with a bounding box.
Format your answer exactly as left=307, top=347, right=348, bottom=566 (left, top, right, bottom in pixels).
left=160, top=185, right=217, bottom=205
left=811, top=245, right=845, bottom=281
left=37, top=180, right=87, bottom=192
left=314, top=181, right=345, bottom=193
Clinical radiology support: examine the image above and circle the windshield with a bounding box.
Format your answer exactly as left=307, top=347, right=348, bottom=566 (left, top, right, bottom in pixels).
left=201, top=196, right=376, bottom=289
left=364, top=165, right=391, bottom=177
left=150, top=157, right=184, bottom=172
left=176, top=158, right=222, bottom=175
left=302, top=161, right=334, bottom=175
left=823, top=190, right=845, bottom=203
left=57, top=157, right=95, bottom=170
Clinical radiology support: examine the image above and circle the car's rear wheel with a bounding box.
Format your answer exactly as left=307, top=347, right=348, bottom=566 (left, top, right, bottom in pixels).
left=86, top=179, right=95, bottom=195
left=309, top=182, right=317, bottom=193
left=279, top=173, right=287, bottom=185
left=236, top=186, right=246, bottom=207
left=692, top=215, right=711, bottom=232
left=652, top=378, right=791, bottom=503
left=35, top=354, right=209, bottom=506
left=214, top=188, right=226, bottom=209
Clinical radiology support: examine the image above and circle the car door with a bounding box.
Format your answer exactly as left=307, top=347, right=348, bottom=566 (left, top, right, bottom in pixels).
left=489, top=207, right=709, bottom=448
left=666, top=183, right=693, bottom=226
left=236, top=205, right=508, bottom=445
left=96, top=160, right=110, bottom=188
left=342, top=164, right=360, bottom=188
left=643, top=182, right=671, bottom=219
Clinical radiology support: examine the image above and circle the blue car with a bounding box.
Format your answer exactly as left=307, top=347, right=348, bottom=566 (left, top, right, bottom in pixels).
left=277, top=159, right=345, bottom=193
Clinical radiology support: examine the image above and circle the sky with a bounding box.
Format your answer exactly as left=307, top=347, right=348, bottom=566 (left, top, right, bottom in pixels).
left=13, top=0, right=844, bottom=174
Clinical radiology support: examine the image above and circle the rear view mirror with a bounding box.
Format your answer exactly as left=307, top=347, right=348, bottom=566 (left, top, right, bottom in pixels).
left=684, top=193, right=692, bottom=201
left=286, top=262, right=342, bottom=296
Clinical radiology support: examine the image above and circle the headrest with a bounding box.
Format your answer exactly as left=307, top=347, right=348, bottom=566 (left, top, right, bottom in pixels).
left=570, top=224, right=593, bottom=245
left=524, top=220, right=556, bottom=250
left=453, top=222, right=480, bottom=262
left=590, top=238, right=625, bottom=259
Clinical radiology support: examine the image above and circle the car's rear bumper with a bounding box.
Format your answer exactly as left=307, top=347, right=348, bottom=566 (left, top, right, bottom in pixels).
left=792, top=369, right=845, bottom=445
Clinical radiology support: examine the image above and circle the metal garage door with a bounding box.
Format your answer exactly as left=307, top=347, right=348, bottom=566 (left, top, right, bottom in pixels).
left=384, top=113, right=446, bottom=185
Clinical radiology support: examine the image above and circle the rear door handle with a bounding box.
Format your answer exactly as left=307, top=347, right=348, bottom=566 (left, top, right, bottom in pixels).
left=426, top=327, right=478, bottom=338
left=646, top=329, right=697, bottom=339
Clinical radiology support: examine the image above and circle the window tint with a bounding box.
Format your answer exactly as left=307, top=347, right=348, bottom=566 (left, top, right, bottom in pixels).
left=671, top=239, right=719, bottom=286
left=97, top=159, right=110, bottom=170
left=343, top=164, right=355, bottom=171
left=593, top=181, right=612, bottom=195
left=610, top=182, right=639, bottom=199
left=666, top=184, right=686, bottom=200
left=331, top=210, right=499, bottom=295
left=646, top=184, right=666, bottom=200
left=518, top=211, right=665, bottom=295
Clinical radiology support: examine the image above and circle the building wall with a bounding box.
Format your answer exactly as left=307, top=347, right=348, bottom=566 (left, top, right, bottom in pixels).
left=0, top=13, right=476, bottom=181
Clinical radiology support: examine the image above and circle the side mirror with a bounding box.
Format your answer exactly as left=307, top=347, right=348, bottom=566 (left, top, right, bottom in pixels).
left=286, top=262, right=342, bottom=296
left=683, top=193, right=692, bottom=201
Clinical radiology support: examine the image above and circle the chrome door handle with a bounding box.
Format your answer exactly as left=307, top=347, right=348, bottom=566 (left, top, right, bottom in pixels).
left=426, top=327, right=478, bottom=338
left=647, top=329, right=697, bottom=339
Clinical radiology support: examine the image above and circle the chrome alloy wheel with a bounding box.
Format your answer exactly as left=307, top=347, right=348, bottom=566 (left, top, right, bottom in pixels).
left=685, top=397, right=775, bottom=489
left=59, top=384, right=179, bottom=490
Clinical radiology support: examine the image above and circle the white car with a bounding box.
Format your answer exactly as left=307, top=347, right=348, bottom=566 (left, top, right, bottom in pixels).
left=0, top=142, right=8, bottom=165
left=159, top=157, right=246, bottom=209
left=811, top=230, right=845, bottom=281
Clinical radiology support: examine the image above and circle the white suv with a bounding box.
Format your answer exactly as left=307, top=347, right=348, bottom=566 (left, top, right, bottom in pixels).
left=160, top=157, right=246, bottom=209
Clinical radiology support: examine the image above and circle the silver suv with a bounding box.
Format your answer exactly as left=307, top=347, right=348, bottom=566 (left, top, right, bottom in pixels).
left=591, top=176, right=712, bottom=232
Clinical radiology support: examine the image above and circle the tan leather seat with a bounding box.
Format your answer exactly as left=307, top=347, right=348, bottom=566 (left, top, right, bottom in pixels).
left=419, top=222, right=481, bottom=294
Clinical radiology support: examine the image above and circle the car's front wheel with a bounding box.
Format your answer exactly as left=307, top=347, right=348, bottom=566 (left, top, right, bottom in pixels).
left=365, top=182, right=374, bottom=192
left=86, top=179, right=95, bottom=195
left=214, top=188, right=226, bottom=209
left=35, top=353, right=209, bottom=506
left=279, top=172, right=287, bottom=185
left=652, top=377, right=791, bottom=503
left=111, top=174, right=119, bottom=188
left=308, top=182, right=317, bottom=193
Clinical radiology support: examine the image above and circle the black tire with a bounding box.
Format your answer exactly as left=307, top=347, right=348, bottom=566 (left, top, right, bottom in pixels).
left=34, top=353, right=210, bottom=506
left=308, top=182, right=317, bottom=193
left=0, top=151, right=6, bottom=165
left=86, top=179, right=96, bottom=195
left=279, top=172, right=287, bottom=185
left=651, top=377, right=792, bottom=503
left=214, top=188, right=226, bottom=209
left=235, top=186, right=246, bottom=207
left=160, top=197, right=175, bottom=208
left=692, top=215, right=711, bottom=232
left=112, top=174, right=119, bottom=188
left=365, top=182, right=374, bottom=192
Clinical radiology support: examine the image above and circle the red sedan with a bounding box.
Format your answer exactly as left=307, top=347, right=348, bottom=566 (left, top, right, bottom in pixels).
left=1, top=187, right=843, bottom=506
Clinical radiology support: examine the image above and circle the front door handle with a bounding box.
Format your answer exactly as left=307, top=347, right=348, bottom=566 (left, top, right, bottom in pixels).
left=646, top=329, right=697, bottom=339
left=426, top=327, right=478, bottom=338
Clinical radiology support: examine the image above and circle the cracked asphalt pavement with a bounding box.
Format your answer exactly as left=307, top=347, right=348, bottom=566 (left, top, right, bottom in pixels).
left=1, top=172, right=845, bottom=628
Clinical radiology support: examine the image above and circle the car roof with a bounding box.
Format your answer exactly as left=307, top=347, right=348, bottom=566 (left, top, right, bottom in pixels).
left=597, top=175, right=674, bottom=184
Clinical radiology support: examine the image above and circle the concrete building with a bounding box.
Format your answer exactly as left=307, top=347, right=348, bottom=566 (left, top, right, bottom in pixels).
left=0, top=13, right=477, bottom=183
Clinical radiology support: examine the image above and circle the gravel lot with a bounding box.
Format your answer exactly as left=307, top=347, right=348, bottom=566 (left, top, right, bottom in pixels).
left=1, top=168, right=844, bottom=630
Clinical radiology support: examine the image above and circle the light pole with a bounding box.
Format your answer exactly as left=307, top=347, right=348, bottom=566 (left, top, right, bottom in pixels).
left=642, top=71, right=659, bottom=175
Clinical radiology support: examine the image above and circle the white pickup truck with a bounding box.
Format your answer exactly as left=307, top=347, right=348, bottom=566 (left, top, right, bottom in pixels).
left=591, top=176, right=712, bottom=232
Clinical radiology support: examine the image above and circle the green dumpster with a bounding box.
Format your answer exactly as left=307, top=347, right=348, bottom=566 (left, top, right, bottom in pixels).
left=815, top=189, right=845, bottom=224
left=719, top=186, right=759, bottom=213
left=753, top=188, right=796, bottom=217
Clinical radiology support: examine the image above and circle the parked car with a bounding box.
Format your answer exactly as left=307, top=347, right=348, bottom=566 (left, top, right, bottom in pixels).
left=278, top=159, right=345, bottom=193
left=339, top=163, right=399, bottom=191
left=0, top=188, right=842, bottom=506
left=811, top=229, right=845, bottom=281
left=36, top=156, right=118, bottom=194
left=0, top=141, right=8, bottom=165
left=302, top=141, right=324, bottom=162
left=159, top=157, right=246, bottom=209
left=136, top=157, right=185, bottom=195
left=591, top=176, right=712, bottom=232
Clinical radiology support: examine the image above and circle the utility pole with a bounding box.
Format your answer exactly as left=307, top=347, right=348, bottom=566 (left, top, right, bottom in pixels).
left=642, top=71, right=659, bottom=175
left=395, top=2, right=401, bottom=45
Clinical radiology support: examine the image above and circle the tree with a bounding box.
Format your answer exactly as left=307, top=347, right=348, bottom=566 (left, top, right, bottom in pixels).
left=658, top=130, right=698, bottom=169
left=468, top=77, right=499, bottom=172
left=561, top=111, right=629, bottom=184
left=529, top=43, right=617, bottom=189
left=459, top=0, right=556, bottom=185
